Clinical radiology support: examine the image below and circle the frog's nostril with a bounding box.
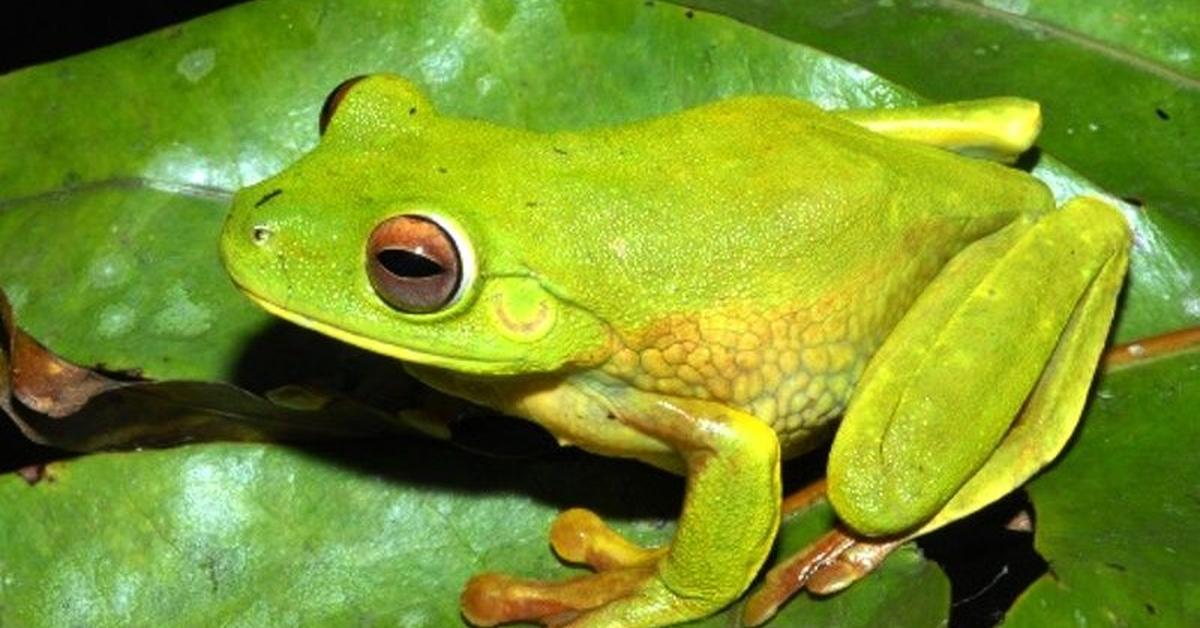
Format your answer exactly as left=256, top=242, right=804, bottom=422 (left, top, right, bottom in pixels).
left=252, top=225, right=274, bottom=244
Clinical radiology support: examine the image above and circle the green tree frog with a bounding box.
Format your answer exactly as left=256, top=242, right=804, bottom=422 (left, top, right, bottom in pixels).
left=220, top=75, right=1129, bottom=627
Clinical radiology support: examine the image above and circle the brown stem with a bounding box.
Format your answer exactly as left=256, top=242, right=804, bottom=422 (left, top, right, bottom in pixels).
left=1104, top=326, right=1200, bottom=369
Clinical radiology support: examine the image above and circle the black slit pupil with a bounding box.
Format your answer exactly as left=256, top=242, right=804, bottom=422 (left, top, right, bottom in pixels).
left=377, top=249, right=444, bottom=278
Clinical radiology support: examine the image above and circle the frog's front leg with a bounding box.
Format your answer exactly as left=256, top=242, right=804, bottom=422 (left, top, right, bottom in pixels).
left=462, top=389, right=781, bottom=627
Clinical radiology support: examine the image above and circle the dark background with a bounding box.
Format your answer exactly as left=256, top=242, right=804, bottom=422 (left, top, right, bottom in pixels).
left=1, top=2, right=242, bottom=74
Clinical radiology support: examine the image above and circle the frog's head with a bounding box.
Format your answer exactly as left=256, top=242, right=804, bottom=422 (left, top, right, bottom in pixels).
left=220, top=75, right=612, bottom=376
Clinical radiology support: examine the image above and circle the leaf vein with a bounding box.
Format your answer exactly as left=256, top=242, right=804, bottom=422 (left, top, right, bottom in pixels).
left=0, top=177, right=234, bottom=210
left=936, top=0, right=1199, bottom=90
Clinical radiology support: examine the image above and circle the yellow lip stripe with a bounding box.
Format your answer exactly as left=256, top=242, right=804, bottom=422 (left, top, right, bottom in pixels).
left=240, top=290, right=509, bottom=374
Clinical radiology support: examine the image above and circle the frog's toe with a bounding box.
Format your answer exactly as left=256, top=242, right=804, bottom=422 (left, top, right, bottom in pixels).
left=805, top=538, right=899, bottom=594
left=742, top=528, right=901, bottom=626
left=461, top=508, right=667, bottom=626
left=549, top=508, right=664, bottom=571
left=461, top=565, right=655, bottom=627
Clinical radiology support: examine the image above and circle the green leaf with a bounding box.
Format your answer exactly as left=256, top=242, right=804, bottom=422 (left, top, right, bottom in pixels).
left=1, top=0, right=1197, bottom=626
left=0, top=1, right=953, bottom=624
left=1004, top=350, right=1200, bottom=626
left=967, top=1, right=1198, bottom=77
left=0, top=442, right=667, bottom=626
left=0, top=440, right=949, bottom=627
left=0, top=187, right=261, bottom=381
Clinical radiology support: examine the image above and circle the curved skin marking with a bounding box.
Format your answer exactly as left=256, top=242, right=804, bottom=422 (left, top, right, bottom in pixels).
left=488, top=281, right=558, bottom=342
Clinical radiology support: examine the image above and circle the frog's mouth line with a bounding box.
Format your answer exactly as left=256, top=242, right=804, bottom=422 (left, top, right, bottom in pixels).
left=238, top=289, right=514, bottom=373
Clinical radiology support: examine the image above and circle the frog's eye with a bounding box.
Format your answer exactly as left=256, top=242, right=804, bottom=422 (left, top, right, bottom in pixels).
left=366, top=215, right=465, bottom=313
left=319, top=75, right=368, bottom=136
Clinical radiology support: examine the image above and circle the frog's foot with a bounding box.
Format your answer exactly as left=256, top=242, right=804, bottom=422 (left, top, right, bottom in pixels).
left=462, top=568, right=655, bottom=627
left=465, top=394, right=782, bottom=627
left=461, top=508, right=665, bottom=626
left=736, top=478, right=900, bottom=626
left=742, top=527, right=902, bottom=626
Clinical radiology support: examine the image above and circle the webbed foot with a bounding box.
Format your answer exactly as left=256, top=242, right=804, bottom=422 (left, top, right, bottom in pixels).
left=461, top=508, right=665, bottom=626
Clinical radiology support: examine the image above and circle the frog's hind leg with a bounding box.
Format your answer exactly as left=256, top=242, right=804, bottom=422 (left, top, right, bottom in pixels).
left=742, top=197, right=1129, bottom=626
left=462, top=393, right=781, bottom=627
left=838, top=97, right=1041, bottom=162
left=829, top=196, right=1130, bottom=537
left=913, top=199, right=1131, bottom=535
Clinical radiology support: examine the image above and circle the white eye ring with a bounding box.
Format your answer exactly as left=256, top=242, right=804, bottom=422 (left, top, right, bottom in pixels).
left=421, top=212, right=477, bottom=308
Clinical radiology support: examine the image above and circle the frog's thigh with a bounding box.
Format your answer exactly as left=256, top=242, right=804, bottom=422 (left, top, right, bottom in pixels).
left=579, top=393, right=782, bottom=626
left=838, top=97, right=1041, bottom=162
left=828, top=197, right=1129, bottom=536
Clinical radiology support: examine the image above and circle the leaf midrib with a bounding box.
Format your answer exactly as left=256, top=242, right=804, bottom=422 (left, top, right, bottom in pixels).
left=0, top=177, right=233, bottom=211
left=937, top=0, right=1200, bottom=90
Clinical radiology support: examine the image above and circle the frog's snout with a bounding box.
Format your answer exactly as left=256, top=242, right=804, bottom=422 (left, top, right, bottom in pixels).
left=238, top=187, right=286, bottom=245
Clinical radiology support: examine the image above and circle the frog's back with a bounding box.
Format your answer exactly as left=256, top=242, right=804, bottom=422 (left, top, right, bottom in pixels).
left=455, top=95, right=1054, bottom=453
left=492, top=94, right=1054, bottom=322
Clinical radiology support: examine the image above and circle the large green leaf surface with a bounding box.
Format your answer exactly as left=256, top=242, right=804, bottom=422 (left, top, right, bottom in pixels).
left=0, top=439, right=949, bottom=626
left=0, top=442, right=679, bottom=626
left=0, top=0, right=953, bottom=625
left=999, top=0, right=1199, bottom=77
left=1, top=0, right=1197, bottom=625
left=1007, top=351, right=1200, bottom=626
